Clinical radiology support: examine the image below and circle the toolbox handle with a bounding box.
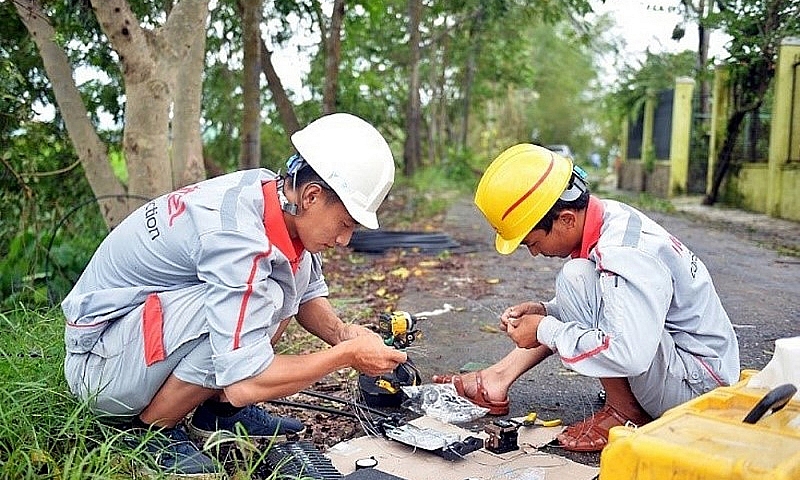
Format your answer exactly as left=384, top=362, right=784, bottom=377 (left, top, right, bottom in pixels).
left=742, top=383, right=797, bottom=424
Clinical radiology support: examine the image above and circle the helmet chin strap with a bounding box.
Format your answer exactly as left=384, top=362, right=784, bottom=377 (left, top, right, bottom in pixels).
left=276, top=154, right=307, bottom=216
left=276, top=177, right=298, bottom=216
left=559, top=165, right=589, bottom=202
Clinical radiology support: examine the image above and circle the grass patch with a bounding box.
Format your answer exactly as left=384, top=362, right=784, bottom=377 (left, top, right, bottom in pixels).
left=0, top=305, right=135, bottom=478
left=0, top=306, right=298, bottom=478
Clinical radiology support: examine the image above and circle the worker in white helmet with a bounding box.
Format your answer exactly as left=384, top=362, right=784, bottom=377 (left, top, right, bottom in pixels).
left=62, top=113, right=407, bottom=477
left=432, top=143, right=739, bottom=453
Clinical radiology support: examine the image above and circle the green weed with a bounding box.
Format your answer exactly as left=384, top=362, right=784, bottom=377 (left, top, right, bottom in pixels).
left=0, top=306, right=293, bottom=479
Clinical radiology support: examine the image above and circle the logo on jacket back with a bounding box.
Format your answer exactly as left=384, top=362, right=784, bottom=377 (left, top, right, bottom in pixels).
left=167, top=185, right=199, bottom=227
left=144, top=185, right=199, bottom=241
left=670, top=235, right=698, bottom=278
left=145, top=201, right=160, bottom=240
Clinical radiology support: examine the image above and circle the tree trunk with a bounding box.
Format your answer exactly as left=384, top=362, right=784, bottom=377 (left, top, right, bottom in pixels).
left=322, top=0, right=345, bottom=114
left=14, top=0, right=130, bottom=229
left=235, top=0, right=300, bottom=136
left=261, top=43, right=301, bottom=135
left=435, top=30, right=450, bottom=165
left=92, top=0, right=209, bottom=206
left=697, top=22, right=711, bottom=116
left=693, top=0, right=711, bottom=117
left=460, top=6, right=485, bottom=148
left=240, top=0, right=262, bottom=169
left=171, top=16, right=207, bottom=187
left=92, top=0, right=170, bottom=202
left=403, top=0, right=422, bottom=177
left=703, top=109, right=747, bottom=205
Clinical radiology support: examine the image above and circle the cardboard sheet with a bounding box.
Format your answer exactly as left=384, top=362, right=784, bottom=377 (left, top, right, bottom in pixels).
left=325, top=416, right=599, bottom=480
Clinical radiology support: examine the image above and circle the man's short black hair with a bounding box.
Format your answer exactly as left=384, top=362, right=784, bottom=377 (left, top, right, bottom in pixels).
left=533, top=189, right=591, bottom=233
left=286, top=162, right=339, bottom=203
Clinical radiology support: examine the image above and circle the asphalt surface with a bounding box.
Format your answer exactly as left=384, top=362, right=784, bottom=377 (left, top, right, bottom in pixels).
left=395, top=192, right=800, bottom=468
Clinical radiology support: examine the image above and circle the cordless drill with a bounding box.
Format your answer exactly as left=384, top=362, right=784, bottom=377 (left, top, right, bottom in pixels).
left=359, top=311, right=423, bottom=408
left=378, top=310, right=420, bottom=349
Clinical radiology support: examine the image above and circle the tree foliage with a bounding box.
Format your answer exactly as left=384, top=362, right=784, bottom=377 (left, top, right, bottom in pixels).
left=1, top=0, right=620, bottom=307
left=703, top=0, right=800, bottom=205
left=612, top=50, right=697, bottom=120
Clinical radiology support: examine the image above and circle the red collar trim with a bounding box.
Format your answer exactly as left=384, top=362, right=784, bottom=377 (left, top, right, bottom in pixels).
left=263, top=181, right=305, bottom=273
left=571, top=196, right=604, bottom=259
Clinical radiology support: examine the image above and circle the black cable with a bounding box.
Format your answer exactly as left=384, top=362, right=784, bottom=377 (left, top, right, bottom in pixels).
left=266, top=399, right=358, bottom=419
left=349, top=230, right=461, bottom=254
left=298, top=389, right=391, bottom=418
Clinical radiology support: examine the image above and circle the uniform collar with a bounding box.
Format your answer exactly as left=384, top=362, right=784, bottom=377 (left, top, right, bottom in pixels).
left=571, top=195, right=604, bottom=259
left=263, top=180, right=305, bottom=273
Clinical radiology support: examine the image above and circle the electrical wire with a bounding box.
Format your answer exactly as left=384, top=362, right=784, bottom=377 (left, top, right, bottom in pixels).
left=298, top=389, right=391, bottom=418
left=266, top=399, right=358, bottom=419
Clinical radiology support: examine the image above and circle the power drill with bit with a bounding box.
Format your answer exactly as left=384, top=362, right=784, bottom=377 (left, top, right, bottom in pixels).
left=359, top=311, right=423, bottom=408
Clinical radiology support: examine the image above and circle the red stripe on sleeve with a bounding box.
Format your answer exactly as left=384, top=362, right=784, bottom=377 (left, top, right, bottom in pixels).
left=233, top=247, right=272, bottom=350
left=561, top=335, right=611, bottom=364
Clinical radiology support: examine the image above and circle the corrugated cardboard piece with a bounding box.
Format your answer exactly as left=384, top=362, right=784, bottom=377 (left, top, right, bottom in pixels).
left=325, top=415, right=599, bottom=480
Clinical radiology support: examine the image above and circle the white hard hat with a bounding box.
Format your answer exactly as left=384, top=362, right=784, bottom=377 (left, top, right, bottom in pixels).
left=291, top=113, right=395, bottom=229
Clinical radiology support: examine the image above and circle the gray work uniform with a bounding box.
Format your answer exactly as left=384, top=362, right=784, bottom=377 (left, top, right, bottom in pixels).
left=537, top=197, right=740, bottom=418
left=62, top=169, right=328, bottom=419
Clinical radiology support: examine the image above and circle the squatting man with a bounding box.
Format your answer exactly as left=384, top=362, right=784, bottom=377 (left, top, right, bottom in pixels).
left=62, top=113, right=407, bottom=476
left=433, top=143, right=740, bottom=452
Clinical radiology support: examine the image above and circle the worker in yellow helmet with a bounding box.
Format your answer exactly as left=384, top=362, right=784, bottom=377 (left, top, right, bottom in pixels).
left=433, top=143, right=739, bottom=452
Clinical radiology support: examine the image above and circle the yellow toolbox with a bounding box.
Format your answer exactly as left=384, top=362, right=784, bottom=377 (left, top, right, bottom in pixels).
left=599, top=370, right=800, bottom=479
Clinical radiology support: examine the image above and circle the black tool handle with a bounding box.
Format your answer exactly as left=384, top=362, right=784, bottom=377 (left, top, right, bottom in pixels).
left=742, top=383, right=797, bottom=424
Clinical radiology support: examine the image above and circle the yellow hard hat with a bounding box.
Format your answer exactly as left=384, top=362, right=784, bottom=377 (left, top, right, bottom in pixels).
left=475, top=143, right=573, bottom=254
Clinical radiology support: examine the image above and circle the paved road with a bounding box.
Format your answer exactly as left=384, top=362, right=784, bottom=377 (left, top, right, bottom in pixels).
left=396, top=194, right=800, bottom=468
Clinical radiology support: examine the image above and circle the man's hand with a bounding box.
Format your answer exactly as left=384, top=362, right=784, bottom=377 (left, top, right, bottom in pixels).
left=345, top=333, right=407, bottom=376
left=505, top=314, right=543, bottom=349
left=337, top=323, right=375, bottom=343
left=500, top=301, right=546, bottom=332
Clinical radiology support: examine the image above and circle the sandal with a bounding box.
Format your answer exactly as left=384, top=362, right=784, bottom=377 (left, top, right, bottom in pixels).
left=556, top=404, right=641, bottom=452
left=431, top=371, right=510, bottom=416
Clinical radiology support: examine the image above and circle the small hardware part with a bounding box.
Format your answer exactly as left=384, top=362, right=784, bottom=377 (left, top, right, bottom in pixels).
left=382, top=423, right=483, bottom=461
left=484, top=419, right=520, bottom=454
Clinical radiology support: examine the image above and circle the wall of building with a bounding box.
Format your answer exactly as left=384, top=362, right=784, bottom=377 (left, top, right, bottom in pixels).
left=618, top=38, right=800, bottom=223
